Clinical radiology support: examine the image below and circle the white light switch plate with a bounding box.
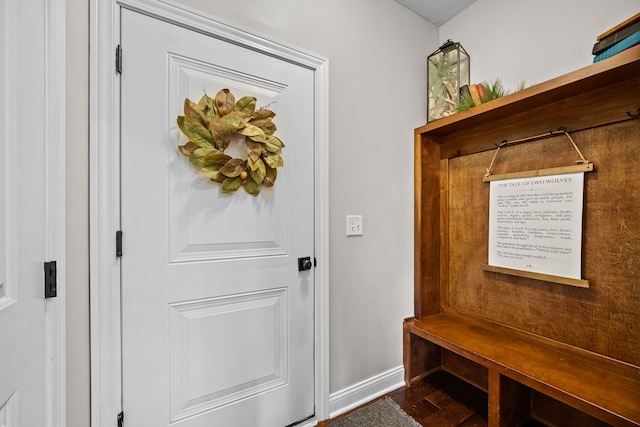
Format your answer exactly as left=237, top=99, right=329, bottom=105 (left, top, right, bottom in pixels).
left=346, top=215, right=363, bottom=236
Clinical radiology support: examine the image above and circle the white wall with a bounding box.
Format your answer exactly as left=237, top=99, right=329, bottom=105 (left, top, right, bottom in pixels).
left=65, top=1, right=640, bottom=426
left=66, top=0, right=90, bottom=426
left=65, top=2, right=437, bottom=425
left=171, top=0, right=438, bottom=395
left=439, top=0, right=639, bottom=91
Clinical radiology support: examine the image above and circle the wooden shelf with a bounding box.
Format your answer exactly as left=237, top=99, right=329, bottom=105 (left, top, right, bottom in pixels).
left=416, top=45, right=640, bottom=138
left=407, top=46, right=640, bottom=426
left=415, top=46, right=640, bottom=159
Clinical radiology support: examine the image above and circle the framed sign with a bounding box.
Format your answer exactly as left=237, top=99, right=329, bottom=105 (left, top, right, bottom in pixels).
left=485, top=171, right=587, bottom=286
left=481, top=129, right=593, bottom=288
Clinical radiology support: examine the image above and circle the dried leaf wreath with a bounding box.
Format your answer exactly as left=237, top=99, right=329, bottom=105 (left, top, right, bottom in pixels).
left=176, top=88, right=285, bottom=196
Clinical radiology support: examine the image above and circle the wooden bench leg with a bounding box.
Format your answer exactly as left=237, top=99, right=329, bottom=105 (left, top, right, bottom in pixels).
left=489, top=370, right=531, bottom=427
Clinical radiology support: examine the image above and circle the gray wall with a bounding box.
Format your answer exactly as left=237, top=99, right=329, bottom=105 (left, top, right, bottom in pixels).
left=170, top=0, right=438, bottom=393
left=66, top=1, right=90, bottom=426
left=440, top=0, right=639, bottom=91
left=65, top=1, right=639, bottom=426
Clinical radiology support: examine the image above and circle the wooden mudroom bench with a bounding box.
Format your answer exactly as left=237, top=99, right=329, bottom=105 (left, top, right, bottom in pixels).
left=405, top=46, right=640, bottom=427
left=404, top=313, right=640, bottom=426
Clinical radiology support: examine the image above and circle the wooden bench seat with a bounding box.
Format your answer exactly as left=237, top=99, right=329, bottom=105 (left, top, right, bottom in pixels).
left=404, top=313, right=640, bottom=426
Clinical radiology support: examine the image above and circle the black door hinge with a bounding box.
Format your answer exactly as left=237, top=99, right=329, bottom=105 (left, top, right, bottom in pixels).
left=117, top=411, right=124, bottom=427
left=116, top=230, right=123, bottom=258
left=44, top=261, right=57, bottom=298
left=116, top=45, right=122, bottom=74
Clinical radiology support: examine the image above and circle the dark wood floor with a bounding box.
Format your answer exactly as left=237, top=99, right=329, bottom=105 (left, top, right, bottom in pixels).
left=317, top=371, right=547, bottom=426
left=317, top=371, right=487, bottom=427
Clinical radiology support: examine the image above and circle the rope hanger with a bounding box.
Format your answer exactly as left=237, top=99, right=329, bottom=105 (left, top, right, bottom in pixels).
left=484, top=127, right=591, bottom=179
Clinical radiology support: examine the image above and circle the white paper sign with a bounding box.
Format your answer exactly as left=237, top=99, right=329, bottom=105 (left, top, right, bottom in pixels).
left=488, top=172, right=584, bottom=279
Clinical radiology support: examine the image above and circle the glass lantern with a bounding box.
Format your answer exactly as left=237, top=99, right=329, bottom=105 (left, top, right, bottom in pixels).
left=427, top=40, right=470, bottom=122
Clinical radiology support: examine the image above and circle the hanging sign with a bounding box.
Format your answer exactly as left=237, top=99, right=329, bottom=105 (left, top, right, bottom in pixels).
left=485, top=171, right=588, bottom=286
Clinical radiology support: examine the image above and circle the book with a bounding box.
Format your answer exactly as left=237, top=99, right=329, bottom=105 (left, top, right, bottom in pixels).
left=592, top=19, right=640, bottom=55
left=596, top=12, right=640, bottom=41
left=593, top=30, right=640, bottom=62
left=475, top=83, right=486, bottom=101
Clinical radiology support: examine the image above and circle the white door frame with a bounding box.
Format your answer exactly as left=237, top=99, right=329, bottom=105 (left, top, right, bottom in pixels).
left=89, top=1, right=329, bottom=425
left=2, top=0, right=66, bottom=425
left=44, top=3, right=67, bottom=426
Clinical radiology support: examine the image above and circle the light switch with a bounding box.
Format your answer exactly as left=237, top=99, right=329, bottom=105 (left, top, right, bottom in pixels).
left=346, top=215, right=363, bottom=236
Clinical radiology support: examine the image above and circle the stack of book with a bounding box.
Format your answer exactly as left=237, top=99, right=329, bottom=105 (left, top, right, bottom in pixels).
left=593, top=13, right=640, bottom=62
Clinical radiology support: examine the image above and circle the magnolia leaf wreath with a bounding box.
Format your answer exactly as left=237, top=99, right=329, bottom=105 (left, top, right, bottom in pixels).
left=176, top=88, right=285, bottom=196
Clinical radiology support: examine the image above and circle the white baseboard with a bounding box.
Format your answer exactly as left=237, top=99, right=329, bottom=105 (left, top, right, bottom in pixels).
left=328, top=366, right=405, bottom=419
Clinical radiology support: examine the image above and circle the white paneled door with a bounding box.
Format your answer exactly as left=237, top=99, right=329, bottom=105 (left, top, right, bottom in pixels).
left=120, top=9, right=315, bottom=427
left=0, top=1, right=57, bottom=426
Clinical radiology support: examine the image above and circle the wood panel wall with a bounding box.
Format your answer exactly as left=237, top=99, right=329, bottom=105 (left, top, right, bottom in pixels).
left=414, top=48, right=640, bottom=369
left=444, top=120, right=639, bottom=366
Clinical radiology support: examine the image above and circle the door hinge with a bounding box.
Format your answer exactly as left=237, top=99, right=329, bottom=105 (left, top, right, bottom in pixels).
left=44, top=261, right=57, bottom=298
left=116, top=230, right=123, bottom=258
left=117, top=411, right=124, bottom=427
left=116, top=44, right=122, bottom=74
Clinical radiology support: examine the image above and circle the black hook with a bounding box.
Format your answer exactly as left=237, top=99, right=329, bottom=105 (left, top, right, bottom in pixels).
left=496, top=140, right=508, bottom=148
left=627, top=108, right=640, bottom=118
